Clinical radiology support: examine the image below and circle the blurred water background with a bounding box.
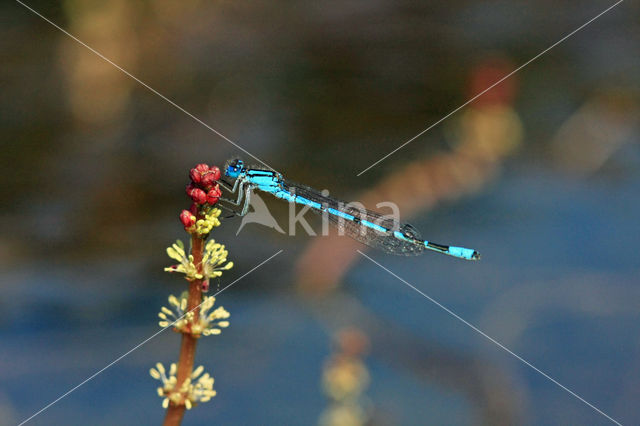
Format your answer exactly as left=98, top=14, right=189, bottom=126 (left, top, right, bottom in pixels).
left=1, top=1, right=639, bottom=425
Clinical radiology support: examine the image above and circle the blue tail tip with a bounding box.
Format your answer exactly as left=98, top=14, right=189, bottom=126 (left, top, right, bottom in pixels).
left=449, top=246, right=481, bottom=260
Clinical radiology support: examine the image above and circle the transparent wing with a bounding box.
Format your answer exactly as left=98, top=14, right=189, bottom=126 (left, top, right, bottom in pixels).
left=282, top=179, right=425, bottom=256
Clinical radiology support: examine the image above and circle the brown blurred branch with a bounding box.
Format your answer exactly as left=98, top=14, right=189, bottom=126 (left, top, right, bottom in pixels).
left=295, top=105, right=521, bottom=295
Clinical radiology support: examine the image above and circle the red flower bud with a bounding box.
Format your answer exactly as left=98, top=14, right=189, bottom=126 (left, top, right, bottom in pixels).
left=208, top=166, right=221, bottom=181
left=186, top=184, right=207, bottom=204
left=201, top=279, right=210, bottom=292
left=206, top=184, right=222, bottom=205
left=200, top=172, right=218, bottom=191
left=189, top=163, right=210, bottom=184
left=180, top=210, right=196, bottom=228
left=189, top=202, right=199, bottom=215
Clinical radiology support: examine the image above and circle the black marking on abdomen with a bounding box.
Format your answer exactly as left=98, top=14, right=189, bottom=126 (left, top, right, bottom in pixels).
left=427, top=242, right=449, bottom=252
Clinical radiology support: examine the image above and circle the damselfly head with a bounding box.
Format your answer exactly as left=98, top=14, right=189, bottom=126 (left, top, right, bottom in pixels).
left=224, top=158, right=244, bottom=178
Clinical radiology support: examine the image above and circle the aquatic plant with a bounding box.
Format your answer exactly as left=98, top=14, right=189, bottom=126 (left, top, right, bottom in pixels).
left=150, top=163, right=233, bottom=425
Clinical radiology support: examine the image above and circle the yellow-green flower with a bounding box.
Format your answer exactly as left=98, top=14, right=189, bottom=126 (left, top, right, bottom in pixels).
left=319, top=402, right=367, bottom=426
left=164, top=239, right=233, bottom=282
left=150, top=363, right=217, bottom=409
left=149, top=362, right=178, bottom=409
left=195, top=207, right=222, bottom=236
left=158, top=294, right=190, bottom=331
left=201, top=239, right=234, bottom=279
left=158, top=293, right=230, bottom=337
left=187, top=365, right=217, bottom=407
left=323, top=357, right=370, bottom=401
left=164, top=240, right=199, bottom=280
left=196, top=295, right=230, bottom=336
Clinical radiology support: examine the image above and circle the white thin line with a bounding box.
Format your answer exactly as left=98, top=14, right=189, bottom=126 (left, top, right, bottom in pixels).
left=357, top=250, right=623, bottom=425
left=15, top=0, right=278, bottom=173
left=17, top=249, right=283, bottom=426
left=356, top=0, right=624, bottom=176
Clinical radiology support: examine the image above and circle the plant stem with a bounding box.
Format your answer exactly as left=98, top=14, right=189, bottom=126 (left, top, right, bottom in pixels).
left=163, top=235, right=204, bottom=426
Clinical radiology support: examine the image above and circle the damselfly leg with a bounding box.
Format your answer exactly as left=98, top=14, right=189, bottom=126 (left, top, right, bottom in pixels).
left=216, top=202, right=241, bottom=218
left=217, top=177, right=252, bottom=217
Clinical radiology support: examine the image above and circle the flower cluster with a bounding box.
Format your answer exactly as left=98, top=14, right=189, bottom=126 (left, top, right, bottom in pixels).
left=201, top=239, right=233, bottom=279
left=164, top=239, right=233, bottom=289
left=158, top=293, right=230, bottom=337
left=180, top=163, right=225, bottom=235
left=150, top=363, right=217, bottom=410
left=320, top=328, right=371, bottom=426
left=323, top=356, right=370, bottom=401
left=319, top=403, right=367, bottom=426
left=186, top=163, right=222, bottom=206
left=180, top=205, right=223, bottom=236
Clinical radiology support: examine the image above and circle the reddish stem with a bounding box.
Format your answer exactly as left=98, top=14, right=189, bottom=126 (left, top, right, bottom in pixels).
left=163, top=235, right=204, bottom=426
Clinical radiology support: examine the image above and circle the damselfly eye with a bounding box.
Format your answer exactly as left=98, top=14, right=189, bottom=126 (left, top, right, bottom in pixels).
left=224, top=158, right=244, bottom=178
